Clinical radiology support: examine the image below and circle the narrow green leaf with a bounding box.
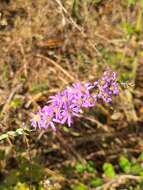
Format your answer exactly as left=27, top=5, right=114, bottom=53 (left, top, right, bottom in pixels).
left=75, top=162, right=86, bottom=173
left=72, top=0, right=80, bottom=20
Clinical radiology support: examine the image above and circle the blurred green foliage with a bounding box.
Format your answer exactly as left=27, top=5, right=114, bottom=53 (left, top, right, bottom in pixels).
left=1, top=153, right=143, bottom=189
left=119, top=155, right=131, bottom=173
left=139, top=152, right=143, bottom=161
left=89, top=177, right=103, bottom=187
left=71, top=183, right=88, bottom=190
left=30, top=82, right=48, bottom=94
left=128, top=0, right=136, bottom=5
left=103, top=163, right=116, bottom=178
left=10, top=97, right=23, bottom=109
left=0, top=155, right=45, bottom=189
left=75, top=162, right=86, bottom=173
left=75, top=160, right=96, bottom=174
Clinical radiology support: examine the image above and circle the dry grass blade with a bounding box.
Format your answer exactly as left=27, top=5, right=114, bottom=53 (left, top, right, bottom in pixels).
left=35, top=54, right=75, bottom=82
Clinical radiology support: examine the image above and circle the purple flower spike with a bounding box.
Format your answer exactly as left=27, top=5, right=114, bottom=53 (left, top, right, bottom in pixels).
left=31, top=68, right=119, bottom=131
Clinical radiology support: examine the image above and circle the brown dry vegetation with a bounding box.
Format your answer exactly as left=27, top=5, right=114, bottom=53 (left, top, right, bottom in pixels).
left=0, top=0, right=143, bottom=189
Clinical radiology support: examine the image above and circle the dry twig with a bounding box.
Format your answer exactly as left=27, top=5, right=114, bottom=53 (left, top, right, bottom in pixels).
left=54, top=0, right=105, bottom=60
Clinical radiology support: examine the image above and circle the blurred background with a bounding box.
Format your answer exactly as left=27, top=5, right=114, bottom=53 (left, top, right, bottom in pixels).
left=0, top=0, right=143, bottom=189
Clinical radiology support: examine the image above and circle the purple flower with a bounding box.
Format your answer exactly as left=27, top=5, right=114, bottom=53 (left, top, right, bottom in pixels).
left=31, top=68, right=119, bottom=131
left=40, top=106, right=56, bottom=131
left=31, top=106, right=56, bottom=131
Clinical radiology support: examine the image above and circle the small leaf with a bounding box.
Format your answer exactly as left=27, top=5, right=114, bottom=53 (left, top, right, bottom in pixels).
left=75, top=162, right=86, bottom=173
left=131, top=163, right=143, bottom=175
left=87, top=160, right=94, bottom=166
left=86, top=161, right=96, bottom=173
left=90, top=177, right=103, bottom=187
left=10, top=98, right=23, bottom=109
left=86, top=165, right=96, bottom=173
left=103, top=163, right=116, bottom=178
left=122, top=22, right=134, bottom=35
left=119, top=155, right=131, bottom=173
left=139, top=171, right=143, bottom=176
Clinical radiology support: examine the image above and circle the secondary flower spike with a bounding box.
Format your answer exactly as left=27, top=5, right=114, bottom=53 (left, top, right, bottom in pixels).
left=31, top=68, right=119, bottom=131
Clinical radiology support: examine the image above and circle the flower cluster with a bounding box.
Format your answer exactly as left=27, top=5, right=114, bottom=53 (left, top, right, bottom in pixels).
left=31, top=68, right=119, bottom=131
